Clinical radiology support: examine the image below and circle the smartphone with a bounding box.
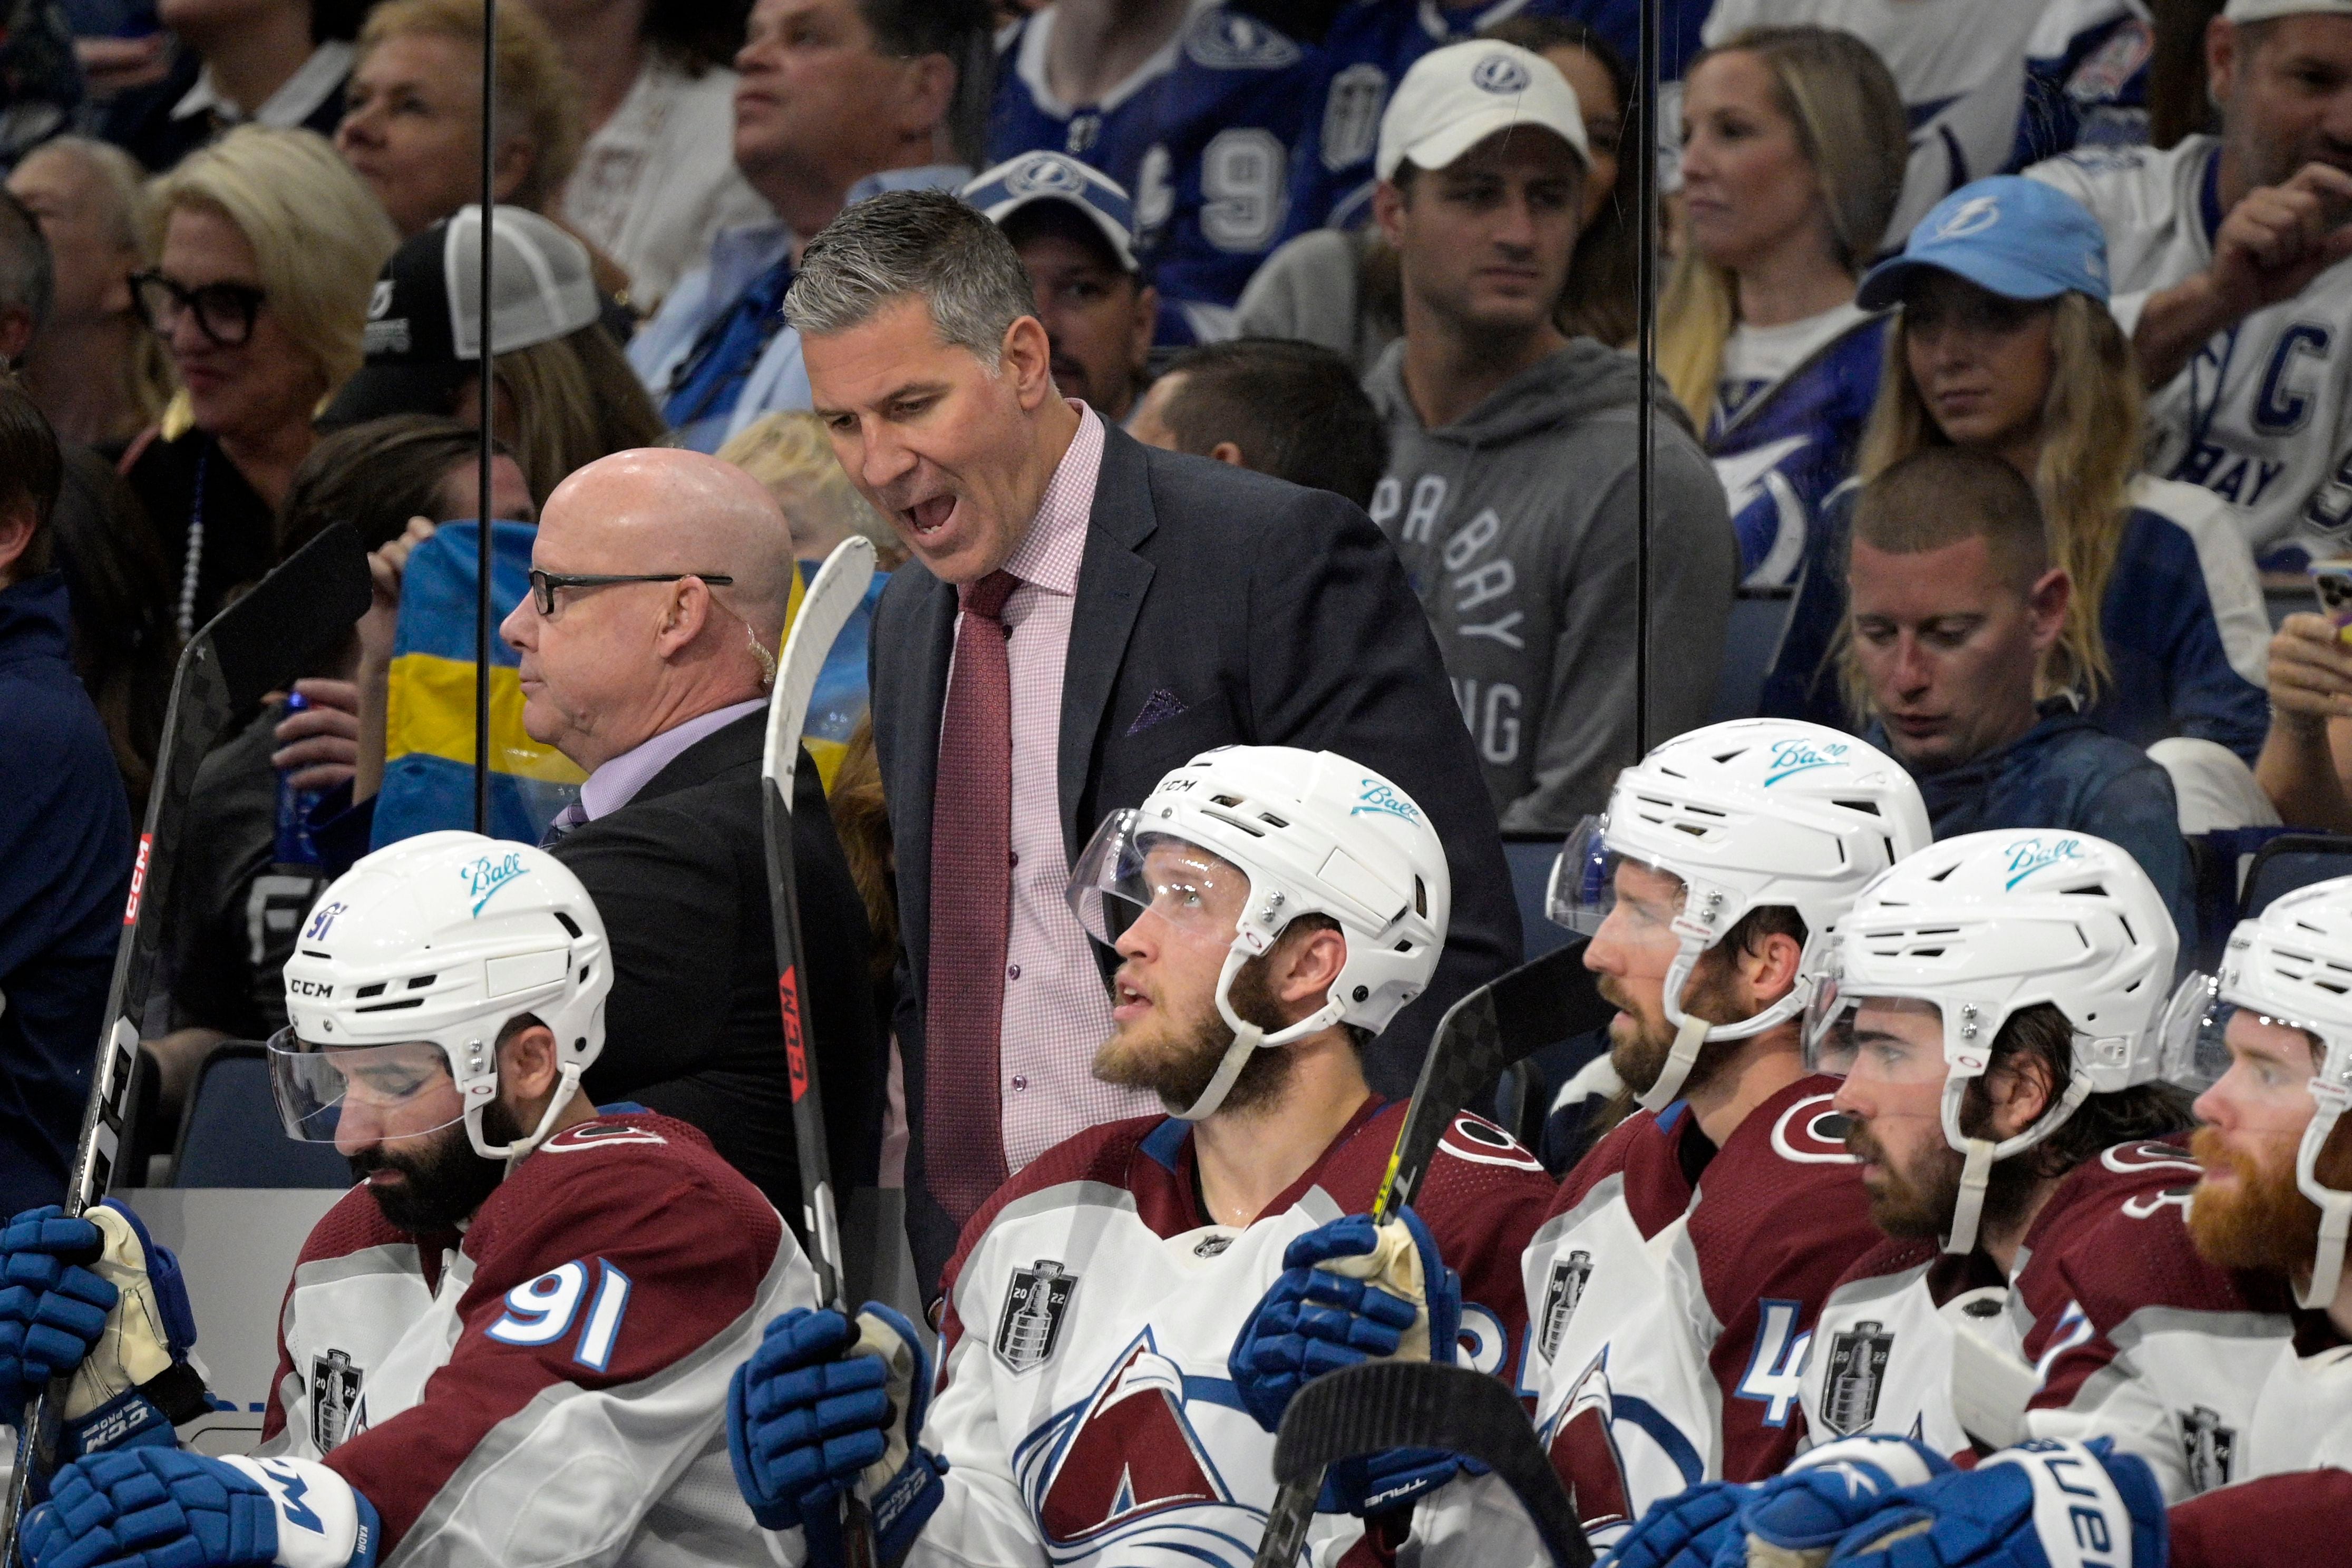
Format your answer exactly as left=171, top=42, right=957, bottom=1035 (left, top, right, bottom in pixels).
left=2314, top=558, right=2352, bottom=636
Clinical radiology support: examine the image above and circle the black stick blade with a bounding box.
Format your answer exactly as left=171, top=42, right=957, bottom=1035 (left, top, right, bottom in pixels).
left=1272, top=1362, right=1592, bottom=1568
left=1376, top=941, right=1612, bottom=1221
left=205, top=521, right=371, bottom=714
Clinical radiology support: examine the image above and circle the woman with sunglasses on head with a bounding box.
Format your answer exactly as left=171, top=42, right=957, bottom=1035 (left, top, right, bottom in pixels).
left=1762, top=176, right=2272, bottom=775
left=118, top=125, right=399, bottom=639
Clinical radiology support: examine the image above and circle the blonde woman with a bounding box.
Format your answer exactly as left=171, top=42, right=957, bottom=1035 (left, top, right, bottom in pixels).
left=717, top=411, right=898, bottom=786
left=1660, top=26, right=1906, bottom=586
left=1763, top=177, right=2270, bottom=766
left=120, top=126, right=399, bottom=638
left=5, top=137, right=174, bottom=446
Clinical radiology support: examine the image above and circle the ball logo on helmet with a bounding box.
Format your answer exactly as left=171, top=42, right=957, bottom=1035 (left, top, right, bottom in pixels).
left=1763, top=736, right=1849, bottom=786
left=1352, top=780, right=1421, bottom=824
left=2000, top=836, right=2083, bottom=890
left=458, top=851, right=531, bottom=915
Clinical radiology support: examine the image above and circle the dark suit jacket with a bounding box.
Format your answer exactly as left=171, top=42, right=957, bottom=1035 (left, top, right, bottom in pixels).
left=553, top=712, right=883, bottom=1235
left=871, top=425, right=1519, bottom=1290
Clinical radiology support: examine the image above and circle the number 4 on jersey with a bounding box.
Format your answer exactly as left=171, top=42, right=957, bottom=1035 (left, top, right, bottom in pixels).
left=1735, top=1299, right=1812, bottom=1427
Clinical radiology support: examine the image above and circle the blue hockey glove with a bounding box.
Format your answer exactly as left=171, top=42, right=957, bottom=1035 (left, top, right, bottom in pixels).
left=1606, top=1481, right=1751, bottom=1568
left=1821, top=1439, right=2166, bottom=1568
left=0, top=1207, right=118, bottom=1404
left=1229, top=1207, right=1464, bottom=1515
left=24, top=1448, right=379, bottom=1568
left=728, top=1302, right=945, bottom=1568
left=1738, top=1436, right=1954, bottom=1564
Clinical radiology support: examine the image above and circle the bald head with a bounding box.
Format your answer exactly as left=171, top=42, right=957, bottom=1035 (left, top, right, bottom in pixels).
left=503, top=447, right=798, bottom=774
left=544, top=449, right=799, bottom=646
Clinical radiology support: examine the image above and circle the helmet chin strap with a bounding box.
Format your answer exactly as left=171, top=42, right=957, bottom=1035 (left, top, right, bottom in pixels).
left=1938, top=1069, right=2094, bottom=1255
left=2296, top=1097, right=2351, bottom=1310
left=469, top=1061, right=587, bottom=1163
left=1171, top=944, right=1337, bottom=1123
left=1639, top=937, right=1812, bottom=1114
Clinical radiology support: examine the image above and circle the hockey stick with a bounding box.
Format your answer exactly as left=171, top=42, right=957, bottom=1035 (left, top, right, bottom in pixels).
left=1272, top=1361, right=1594, bottom=1568
left=0, top=521, right=370, bottom=1550
left=1252, top=939, right=1612, bottom=1568
left=758, top=537, right=877, bottom=1566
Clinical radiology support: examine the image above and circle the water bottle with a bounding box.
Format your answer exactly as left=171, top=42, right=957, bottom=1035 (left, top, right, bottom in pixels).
left=274, top=692, right=325, bottom=867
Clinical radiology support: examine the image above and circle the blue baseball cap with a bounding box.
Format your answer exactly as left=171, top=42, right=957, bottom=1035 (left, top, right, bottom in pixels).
left=1857, top=176, right=2110, bottom=310
left=961, top=152, right=1141, bottom=274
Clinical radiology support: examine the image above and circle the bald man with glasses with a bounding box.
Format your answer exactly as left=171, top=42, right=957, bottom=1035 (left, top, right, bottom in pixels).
left=331, top=447, right=885, bottom=1239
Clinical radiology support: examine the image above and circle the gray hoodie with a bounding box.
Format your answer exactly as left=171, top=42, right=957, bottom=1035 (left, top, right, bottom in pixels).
left=1367, top=338, right=1736, bottom=833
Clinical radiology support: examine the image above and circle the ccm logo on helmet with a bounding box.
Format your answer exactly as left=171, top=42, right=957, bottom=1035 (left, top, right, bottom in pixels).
left=289, top=978, right=334, bottom=998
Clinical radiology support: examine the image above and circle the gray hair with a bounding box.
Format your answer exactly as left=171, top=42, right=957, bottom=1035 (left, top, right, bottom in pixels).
left=0, top=189, right=52, bottom=335
left=783, top=189, right=1037, bottom=368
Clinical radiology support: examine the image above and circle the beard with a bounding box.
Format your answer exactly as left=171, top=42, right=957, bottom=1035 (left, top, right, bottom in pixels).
left=1092, top=957, right=1298, bottom=1117
left=1601, top=959, right=1744, bottom=1103
left=2186, top=1126, right=2323, bottom=1272
left=348, top=1098, right=519, bottom=1233
left=1845, top=1113, right=2039, bottom=1247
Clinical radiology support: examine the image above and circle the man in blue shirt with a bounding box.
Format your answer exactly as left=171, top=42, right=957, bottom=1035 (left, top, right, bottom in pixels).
left=629, top=0, right=993, bottom=452
left=0, top=381, right=132, bottom=1214
left=1844, top=444, right=2196, bottom=944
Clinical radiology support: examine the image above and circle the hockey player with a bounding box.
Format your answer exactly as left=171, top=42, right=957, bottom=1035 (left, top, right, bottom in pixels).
left=724, top=747, right=1557, bottom=1567
left=1228, top=719, right=1930, bottom=1555
left=2026, top=0, right=2352, bottom=567
left=988, top=0, right=1323, bottom=344
left=0, top=832, right=816, bottom=1568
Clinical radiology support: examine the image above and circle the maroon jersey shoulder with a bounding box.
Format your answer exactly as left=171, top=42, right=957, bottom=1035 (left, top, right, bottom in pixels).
left=939, top=1115, right=1167, bottom=1300
left=295, top=1181, right=433, bottom=1269
left=1547, top=1104, right=1693, bottom=1238
left=2170, top=1470, right=2352, bottom=1568
left=1687, top=1077, right=1878, bottom=1317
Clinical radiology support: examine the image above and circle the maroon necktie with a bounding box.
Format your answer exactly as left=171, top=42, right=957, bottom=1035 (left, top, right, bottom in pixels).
left=926, top=570, right=1020, bottom=1228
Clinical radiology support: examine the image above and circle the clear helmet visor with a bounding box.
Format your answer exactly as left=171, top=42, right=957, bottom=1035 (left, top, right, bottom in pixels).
left=265, top=1027, right=465, bottom=1144
left=2156, top=972, right=2320, bottom=1094
left=1065, top=808, right=1251, bottom=955
left=1547, top=815, right=1615, bottom=934
left=1802, top=947, right=1854, bottom=1073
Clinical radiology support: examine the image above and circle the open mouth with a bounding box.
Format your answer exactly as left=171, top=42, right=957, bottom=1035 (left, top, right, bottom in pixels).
left=904, top=494, right=955, bottom=539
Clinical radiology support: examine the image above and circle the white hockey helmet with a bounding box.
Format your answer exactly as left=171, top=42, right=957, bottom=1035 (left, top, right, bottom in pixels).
left=2159, top=876, right=2352, bottom=1308
left=1065, top=746, right=1449, bottom=1120
left=270, top=831, right=612, bottom=1161
left=1813, top=829, right=2178, bottom=1253
left=1548, top=719, right=1930, bottom=1112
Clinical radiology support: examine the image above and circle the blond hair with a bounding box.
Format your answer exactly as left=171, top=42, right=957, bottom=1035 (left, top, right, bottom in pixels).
left=21, top=135, right=173, bottom=424
left=149, top=126, right=400, bottom=393
left=489, top=323, right=666, bottom=503
left=1658, top=27, right=1908, bottom=422
left=358, top=0, right=583, bottom=215
left=718, top=412, right=906, bottom=569
left=1855, top=290, right=2139, bottom=703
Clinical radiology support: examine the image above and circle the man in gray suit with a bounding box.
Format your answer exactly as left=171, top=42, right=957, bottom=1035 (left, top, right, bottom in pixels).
left=791, top=190, right=1519, bottom=1291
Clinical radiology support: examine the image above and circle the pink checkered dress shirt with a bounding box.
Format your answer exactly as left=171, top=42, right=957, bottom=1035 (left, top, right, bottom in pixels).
left=960, top=404, right=1159, bottom=1172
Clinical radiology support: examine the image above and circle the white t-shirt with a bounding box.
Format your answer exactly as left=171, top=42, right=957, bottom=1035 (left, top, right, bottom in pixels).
left=1715, top=299, right=1873, bottom=426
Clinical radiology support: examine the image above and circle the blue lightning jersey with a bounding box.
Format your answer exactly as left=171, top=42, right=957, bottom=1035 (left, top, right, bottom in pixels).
left=988, top=1, right=1321, bottom=343
left=1708, top=307, right=1890, bottom=587
left=2009, top=0, right=2153, bottom=171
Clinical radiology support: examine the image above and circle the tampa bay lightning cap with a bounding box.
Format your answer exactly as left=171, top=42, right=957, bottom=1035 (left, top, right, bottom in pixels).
left=961, top=152, right=1141, bottom=274
left=1859, top=176, right=2111, bottom=310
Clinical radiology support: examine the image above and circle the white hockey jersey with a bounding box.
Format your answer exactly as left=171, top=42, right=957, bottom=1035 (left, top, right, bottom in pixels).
left=1519, top=1078, right=1881, bottom=1551
left=906, top=1100, right=1555, bottom=1568
left=1795, top=1137, right=2297, bottom=1502
left=256, top=1109, right=817, bottom=1567
left=1700, top=0, right=2045, bottom=244
left=2029, top=135, right=2352, bottom=566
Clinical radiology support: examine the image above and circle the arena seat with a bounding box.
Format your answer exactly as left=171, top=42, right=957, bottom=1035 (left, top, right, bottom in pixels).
left=1504, top=834, right=1570, bottom=962
left=2241, top=833, right=2352, bottom=922
left=172, top=1044, right=353, bottom=1189
left=1710, top=587, right=1799, bottom=723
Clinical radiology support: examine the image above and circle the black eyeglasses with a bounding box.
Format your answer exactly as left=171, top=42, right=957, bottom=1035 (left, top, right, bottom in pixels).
left=528, top=569, right=735, bottom=618
left=130, top=270, right=267, bottom=347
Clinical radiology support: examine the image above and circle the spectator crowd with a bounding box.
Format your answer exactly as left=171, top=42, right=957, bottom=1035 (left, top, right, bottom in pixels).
left=12, top=0, right=2352, bottom=1431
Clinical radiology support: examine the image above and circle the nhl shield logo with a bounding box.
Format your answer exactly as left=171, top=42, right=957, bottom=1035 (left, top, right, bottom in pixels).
left=309, top=1349, right=363, bottom=1452
left=1820, top=1320, right=1893, bottom=1437
left=1537, top=1250, right=1593, bottom=1360
left=996, top=1260, right=1077, bottom=1374
left=2180, top=1405, right=2236, bottom=1489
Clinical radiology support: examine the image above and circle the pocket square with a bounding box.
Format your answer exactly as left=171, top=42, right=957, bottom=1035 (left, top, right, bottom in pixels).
left=1126, top=688, right=1189, bottom=736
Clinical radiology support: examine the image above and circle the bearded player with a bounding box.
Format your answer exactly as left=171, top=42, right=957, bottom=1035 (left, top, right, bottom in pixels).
left=0, top=832, right=815, bottom=1568
left=724, top=747, right=1556, bottom=1567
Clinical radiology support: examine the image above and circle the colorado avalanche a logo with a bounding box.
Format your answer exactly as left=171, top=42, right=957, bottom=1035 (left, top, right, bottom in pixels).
left=1542, top=1352, right=1636, bottom=1538
left=1017, top=1332, right=1246, bottom=1557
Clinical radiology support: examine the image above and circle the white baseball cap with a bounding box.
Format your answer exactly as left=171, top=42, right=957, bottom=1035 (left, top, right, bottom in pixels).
left=1375, top=40, right=1589, bottom=183
left=2223, top=0, right=2352, bottom=20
